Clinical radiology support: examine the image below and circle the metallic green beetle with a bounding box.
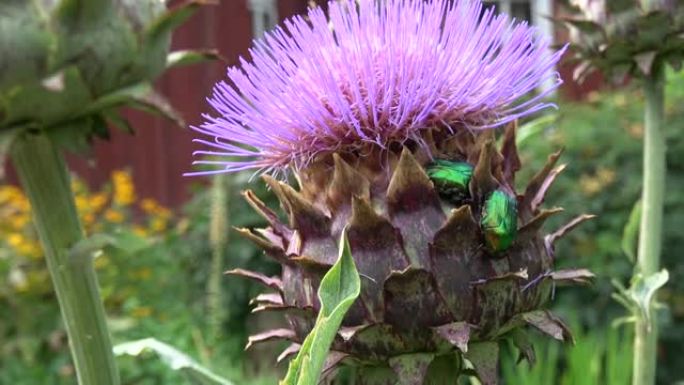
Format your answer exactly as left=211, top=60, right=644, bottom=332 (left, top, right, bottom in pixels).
left=481, top=189, right=518, bottom=252
left=426, top=159, right=474, bottom=203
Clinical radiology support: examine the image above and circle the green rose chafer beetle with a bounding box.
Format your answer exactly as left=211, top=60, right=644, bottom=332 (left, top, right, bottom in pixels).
left=481, top=189, right=518, bottom=252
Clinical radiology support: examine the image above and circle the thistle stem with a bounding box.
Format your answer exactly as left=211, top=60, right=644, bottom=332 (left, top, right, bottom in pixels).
left=207, top=174, right=229, bottom=343
left=10, top=133, right=120, bottom=385
left=633, top=65, right=666, bottom=385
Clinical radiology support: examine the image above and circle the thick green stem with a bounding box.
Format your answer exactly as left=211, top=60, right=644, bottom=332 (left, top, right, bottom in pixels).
left=207, top=174, right=229, bottom=342
left=11, top=133, right=120, bottom=385
left=633, top=65, right=666, bottom=385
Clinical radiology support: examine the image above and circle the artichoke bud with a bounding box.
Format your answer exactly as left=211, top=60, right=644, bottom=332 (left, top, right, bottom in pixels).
left=0, top=0, right=210, bottom=149
left=481, top=189, right=518, bottom=252
left=234, top=125, right=595, bottom=385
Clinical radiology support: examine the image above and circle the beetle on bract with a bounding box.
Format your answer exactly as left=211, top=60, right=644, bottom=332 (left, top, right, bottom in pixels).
left=481, top=189, right=518, bottom=252
left=426, top=159, right=474, bottom=204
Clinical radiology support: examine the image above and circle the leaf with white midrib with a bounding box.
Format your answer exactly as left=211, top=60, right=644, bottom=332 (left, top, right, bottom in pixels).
left=281, top=228, right=361, bottom=385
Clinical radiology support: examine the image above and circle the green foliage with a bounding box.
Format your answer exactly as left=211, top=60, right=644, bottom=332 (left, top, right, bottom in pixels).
left=282, top=230, right=361, bottom=385
left=3, top=69, right=684, bottom=384
left=613, top=270, right=670, bottom=327
left=0, top=170, right=279, bottom=384
left=621, top=200, right=641, bottom=263
left=0, top=0, right=211, bottom=164
left=501, top=325, right=633, bottom=385
left=562, top=1, right=684, bottom=81
left=516, top=69, right=684, bottom=383
left=114, top=338, right=233, bottom=385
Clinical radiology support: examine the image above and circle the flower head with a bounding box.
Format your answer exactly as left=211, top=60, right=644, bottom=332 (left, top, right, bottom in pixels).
left=191, top=0, right=566, bottom=176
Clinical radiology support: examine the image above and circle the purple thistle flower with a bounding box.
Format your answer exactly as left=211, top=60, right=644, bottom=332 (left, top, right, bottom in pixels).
left=190, top=0, right=566, bottom=176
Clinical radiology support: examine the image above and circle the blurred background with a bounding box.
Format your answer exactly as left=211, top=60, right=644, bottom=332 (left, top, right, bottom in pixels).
left=1, top=0, right=682, bottom=384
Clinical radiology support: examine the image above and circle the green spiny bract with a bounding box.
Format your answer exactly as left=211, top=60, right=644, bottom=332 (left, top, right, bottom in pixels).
left=0, top=0, right=211, bottom=151
left=232, top=125, right=595, bottom=385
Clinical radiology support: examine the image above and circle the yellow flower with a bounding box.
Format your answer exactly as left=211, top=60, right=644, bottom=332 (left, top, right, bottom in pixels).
left=112, top=170, right=136, bottom=206
left=2, top=189, right=30, bottom=212
left=104, top=209, right=124, bottom=223
left=586, top=91, right=601, bottom=103
left=140, top=198, right=158, bottom=213
left=131, top=306, right=153, bottom=318
left=133, top=225, right=148, bottom=237
left=71, top=179, right=86, bottom=195
left=75, top=195, right=90, bottom=213
left=579, top=167, right=617, bottom=197
left=18, top=242, right=41, bottom=258
left=141, top=198, right=171, bottom=216
left=0, top=186, right=23, bottom=204
left=90, top=193, right=109, bottom=212
left=156, top=207, right=172, bottom=220
left=625, top=122, right=644, bottom=139
left=7, top=233, right=25, bottom=248
left=8, top=214, right=30, bottom=230
left=149, top=217, right=167, bottom=233
left=579, top=175, right=602, bottom=196
left=596, top=167, right=616, bottom=185
left=135, top=268, right=152, bottom=280
left=82, top=213, right=96, bottom=226
left=13, top=198, right=30, bottom=212
left=613, top=93, right=627, bottom=107
left=94, top=255, right=110, bottom=269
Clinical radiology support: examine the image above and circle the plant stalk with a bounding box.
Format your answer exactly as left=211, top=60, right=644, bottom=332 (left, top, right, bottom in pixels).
left=633, top=64, right=666, bottom=385
left=11, top=133, right=120, bottom=385
left=207, top=174, right=229, bottom=343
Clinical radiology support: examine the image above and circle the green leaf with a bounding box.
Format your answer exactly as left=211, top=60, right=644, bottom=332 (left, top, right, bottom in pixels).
left=84, top=82, right=185, bottom=127
left=621, top=199, right=641, bottom=262
left=68, top=234, right=117, bottom=264
left=515, top=114, right=557, bottom=147
left=388, top=353, right=435, bottom=385
left=612, top=270, right=669, bottom=328
left=45, top=116, right=98, bottom=154
left=128, top=89, right=185, bottom=128
left=3, top=67, right=93, bottom=128
left=509, top=329, right=535, bottom=365
left=464, top=342, right=499, bottom=385
left=83, top=82, right=153, bottom=115
left=56, top=0, right=112, bottom=23
left=103, top=110, right=134, bottom=134
left=146, top=0, right=215, bottom=46
left=281, top=229, right=361, bottom=385
left=107, top=230, right=152, bottom=256
left=166, top=49, right=225, bottom=69
left=113, top=338, right=233, bottom=385
left=560, top=18, right=605, bottom=41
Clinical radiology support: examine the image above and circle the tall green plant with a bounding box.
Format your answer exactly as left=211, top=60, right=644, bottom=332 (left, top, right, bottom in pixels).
left=11, top=134, right=120, bottom=385
left=562, top=1, right=684, bottom=383
left=632, top=10, right=666, bottom=381
left=1, top=1, right=214, bottom=383
left=207, top=175, right=230, bottom=342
